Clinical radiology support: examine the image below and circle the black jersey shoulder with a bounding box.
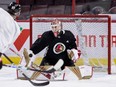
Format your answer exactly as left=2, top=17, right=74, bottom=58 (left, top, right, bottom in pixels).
left=63, top=30, right=75, bottom=37
left=42, top=30, right=53, bottom=38
left=64, top=30, right=73, bottom=35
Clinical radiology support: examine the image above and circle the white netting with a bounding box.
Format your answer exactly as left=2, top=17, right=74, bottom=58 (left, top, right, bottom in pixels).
left=30, top=15, right=113, bottom=74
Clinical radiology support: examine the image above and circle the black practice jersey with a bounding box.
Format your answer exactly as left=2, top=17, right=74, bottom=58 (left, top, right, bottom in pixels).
left=30, top=30, right=77, bottom=67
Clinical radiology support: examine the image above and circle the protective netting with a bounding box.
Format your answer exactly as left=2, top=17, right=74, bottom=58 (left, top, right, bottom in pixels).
left=30, top=15, right=114, bottom=74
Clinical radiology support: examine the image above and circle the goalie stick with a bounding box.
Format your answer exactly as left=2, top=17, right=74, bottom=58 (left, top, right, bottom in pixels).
left=2, top=53, right=50, bottom=86
left=9, top=48, right=23, bottom=59
left=3, top=52, right=64, bottom=81
left=28, top=59, right=64, bottom=73
left=30, top=62, right=66, bottom=80
left=18, top=69, right=50, bottom=86
left=3, top=59, right=64, bottom=73
left=2, top=53, right=14, bottom=64
left=8, top=48, right=65, bottom=79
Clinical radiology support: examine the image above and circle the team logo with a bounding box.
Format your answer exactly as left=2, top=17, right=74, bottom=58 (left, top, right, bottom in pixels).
left=53, top=42, right=66, bottom=54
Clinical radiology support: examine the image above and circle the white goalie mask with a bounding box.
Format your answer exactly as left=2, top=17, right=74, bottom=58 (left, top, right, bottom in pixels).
left=51, top=19, right=62, bottom=37
left=51, top=19, right=62, bottom=33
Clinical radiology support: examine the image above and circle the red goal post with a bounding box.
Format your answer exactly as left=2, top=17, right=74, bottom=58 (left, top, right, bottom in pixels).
left=30, top=15, right=112, bottom=74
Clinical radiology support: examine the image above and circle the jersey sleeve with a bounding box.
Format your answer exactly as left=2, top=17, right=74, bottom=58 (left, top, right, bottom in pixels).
left=66, top=31, right=77, bottom=49
left=0, top=8, right=20, bottom=53
left=30, top=31, right=49, bottom=54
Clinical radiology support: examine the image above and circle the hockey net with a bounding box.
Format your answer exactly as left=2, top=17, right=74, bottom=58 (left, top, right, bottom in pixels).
left=30, top=15, right=114, bottom=74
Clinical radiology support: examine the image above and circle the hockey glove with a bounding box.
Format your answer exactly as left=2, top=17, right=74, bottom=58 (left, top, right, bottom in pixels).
left=67, top=49, right=81, bottom=63
left=23, top=48, right=36, bottom=67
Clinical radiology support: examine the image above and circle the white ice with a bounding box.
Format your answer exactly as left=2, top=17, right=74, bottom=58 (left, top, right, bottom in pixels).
left=0, top=67, right=116, bottom=87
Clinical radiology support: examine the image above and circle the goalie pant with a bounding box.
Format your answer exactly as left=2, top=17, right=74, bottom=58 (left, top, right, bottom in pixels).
left=29, top=30, right=78, bottom=69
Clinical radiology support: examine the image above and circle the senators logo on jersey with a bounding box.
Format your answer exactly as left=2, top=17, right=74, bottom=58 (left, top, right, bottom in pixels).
left=53, top=42, right=66, bottom=54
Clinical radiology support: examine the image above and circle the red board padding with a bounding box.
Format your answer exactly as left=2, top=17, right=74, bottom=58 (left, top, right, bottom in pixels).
left=14, top=29, right=30, bottom=51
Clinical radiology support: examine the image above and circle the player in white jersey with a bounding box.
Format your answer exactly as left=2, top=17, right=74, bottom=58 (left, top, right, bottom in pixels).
left=0, top=2, right=21, bottom=69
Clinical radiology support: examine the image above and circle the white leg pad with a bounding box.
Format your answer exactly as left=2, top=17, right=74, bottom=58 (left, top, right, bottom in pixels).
left=79, top=65, right=93, bottom=79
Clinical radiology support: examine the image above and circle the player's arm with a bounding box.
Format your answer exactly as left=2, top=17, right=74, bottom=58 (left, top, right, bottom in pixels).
left=23, top=32, right=49, bottom=67
left=30, top=32, right=49, bottom=54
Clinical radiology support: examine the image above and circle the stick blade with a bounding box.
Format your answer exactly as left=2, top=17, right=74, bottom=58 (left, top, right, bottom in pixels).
left=22, top=73, right=50, bottom=86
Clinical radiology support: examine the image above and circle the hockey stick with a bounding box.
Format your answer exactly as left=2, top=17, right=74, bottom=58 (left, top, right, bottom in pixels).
left=3, top=53, right=14, bottom=64
left=9, top=48, right=23, bottom=58
left=9, top=48, right=23, bottom=64
left=4, top=59, right=64, bottom=73
left=18, top=69, right=50, bottom=86
left=9, top=48, right=64, bottom=73
left=10, top=48, right=30, bottom=67
left=28, top=59, right=64, bottom=73
left=30, top=63, right=66, bottom=80
left=3, top=53, right=50, bottom=86
left=9, top=48, right=65, bottom=79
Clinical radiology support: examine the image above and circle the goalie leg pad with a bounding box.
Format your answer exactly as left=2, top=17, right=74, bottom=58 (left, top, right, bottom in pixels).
left=17, top=66, right=51, bottom=80
left=30, top=66, right=51, bottom=80
left=68, top=66, right=82, bottom=80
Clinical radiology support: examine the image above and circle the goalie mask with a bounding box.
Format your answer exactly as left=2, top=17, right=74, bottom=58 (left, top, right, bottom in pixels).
left=51, top=19, right=62, bottom=37
left=8, top=2, right=21, bottom=16
left=51, top=19, right=62, bottom=32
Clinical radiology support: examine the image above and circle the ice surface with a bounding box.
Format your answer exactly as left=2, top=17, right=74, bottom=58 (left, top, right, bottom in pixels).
left=0, top=67, right=116, bottom=87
